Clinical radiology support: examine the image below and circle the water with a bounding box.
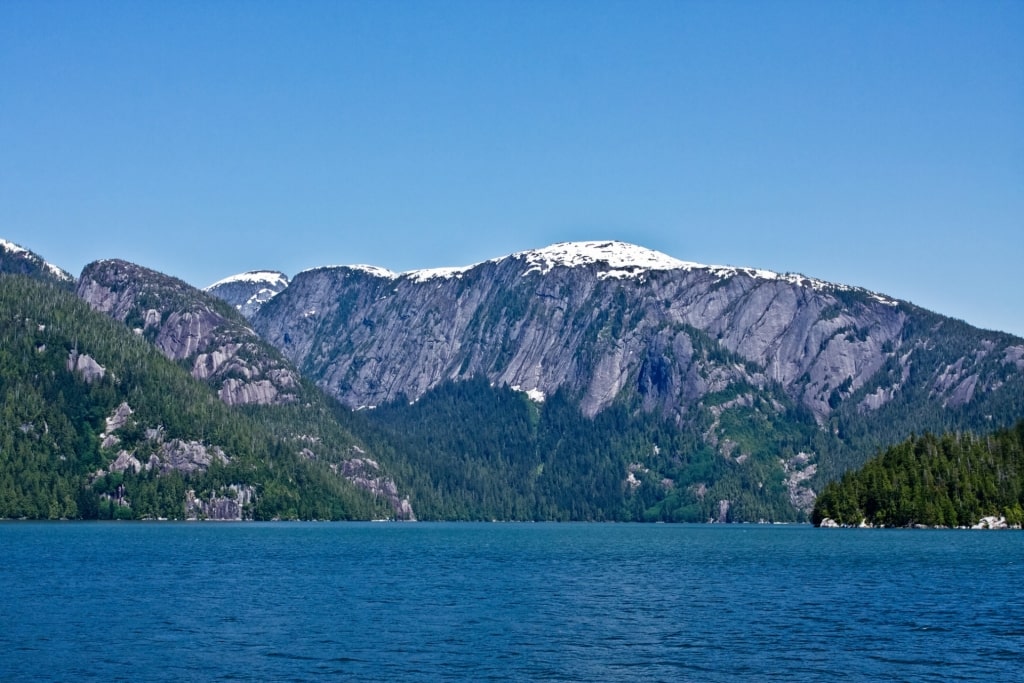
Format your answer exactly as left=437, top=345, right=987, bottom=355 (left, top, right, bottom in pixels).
left=1, top=523, right=1021, bottom=682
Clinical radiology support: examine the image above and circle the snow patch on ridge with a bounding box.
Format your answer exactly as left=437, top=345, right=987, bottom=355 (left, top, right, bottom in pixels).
left=305, top=263, right=476, bottom=282
left=404, top=265, right=476, bottom=283
left=0, top=238, right=29, bottom=257
left=206, top=270, right=289, bottom=290
left=518, top=241, right=694, bottom=276
left=1, top=238, right=74, bottom=282
left=46, top=262, right=73, bottom=281
left=347, top=265, right=399, bottom=279
left=298, top=240, right=899, bottom=306
left=510, top=240, right=898, bottom=305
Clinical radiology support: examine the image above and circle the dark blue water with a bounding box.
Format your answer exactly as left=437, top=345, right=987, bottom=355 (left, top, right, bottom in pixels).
left=1, top=523, right=1021, bottom=681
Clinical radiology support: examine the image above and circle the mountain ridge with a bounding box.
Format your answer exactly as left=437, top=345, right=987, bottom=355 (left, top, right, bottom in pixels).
left=247, top=240, right=936, bottom=420
left=0, top=239, right=75, bottom=286
left=3, top=234, right=1022, bottom=522
left=215, top=240, right=901, bottom=309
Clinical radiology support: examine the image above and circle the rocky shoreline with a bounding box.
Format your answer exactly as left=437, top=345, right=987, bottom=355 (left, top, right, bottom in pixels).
left=818, top=515, right=1020, bottom=530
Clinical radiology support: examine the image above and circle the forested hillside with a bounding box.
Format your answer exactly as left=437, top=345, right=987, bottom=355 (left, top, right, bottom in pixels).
left=812, top=422, right=1024, bottom=528
left=350, top=377, right=818, bottom=522
left=5, top=235, right=1024, bottom=524
left=813, top=307, right=1024, bottom=481
left=250, top=241, right=1024, bottom=521
left=0, top=274, right=392, bottom=520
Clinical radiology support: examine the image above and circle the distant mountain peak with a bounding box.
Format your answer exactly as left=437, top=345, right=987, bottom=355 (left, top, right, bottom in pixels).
left=205, top=270, right=290, bottom=319
left=305, top=262, right=479, bottom=283
left=0, top=237, right=74, bottom=284
left=507, top=240, right=897, bottom=304
left=206, top=270, right=289, bottom=290
left=303, top=241, right=697, bottom=283
left=300, top=239, right=896, bottom=306
left=512, top=240, right=694, bottom=276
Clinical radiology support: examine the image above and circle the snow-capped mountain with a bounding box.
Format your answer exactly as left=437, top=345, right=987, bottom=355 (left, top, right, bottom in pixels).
left=250, top=239, right=1020, bottom=420
left=4, top=235, right=1022, bottom=522
left=0, top=238, right=75, bottom=285
left=205, top=270, right=290, bottom=319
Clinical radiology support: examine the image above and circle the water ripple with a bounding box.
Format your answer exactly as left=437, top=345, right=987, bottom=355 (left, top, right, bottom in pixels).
left=1, top=522, right=1021, bottom=682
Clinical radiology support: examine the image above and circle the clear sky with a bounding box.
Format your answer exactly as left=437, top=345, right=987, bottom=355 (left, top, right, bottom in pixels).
left=2, top=1, right=1022, bottom=336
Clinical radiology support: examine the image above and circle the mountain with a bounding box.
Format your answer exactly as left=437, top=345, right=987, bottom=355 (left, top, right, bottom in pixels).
left=250, top=241, right=910, bottom=417
left=5, top=236, right=1022, bottom=523
left=73, top=258, right=414, bottom=519
left=251, top=239, right=1022, bottom=425
left=78, top=260, right=303, bottom=406
left=0, top=239, right=74, bottom=286
left=205, top=270, right=289, bottom=319
left=239, top=240, right=1024, bottom=520
left=0, top=272, right=396, bottom=520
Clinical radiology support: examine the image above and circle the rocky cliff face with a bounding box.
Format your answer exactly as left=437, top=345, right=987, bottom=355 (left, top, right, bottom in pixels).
left=45, top=239, right=1023, bottom=522
left=76, top=260, right=415, bottom=519
left=333, top=451, right=415, bottom=521
left=250, top=240, right=1005, bottom=426
left=186, top=485, right=256, bottom=520
left=77, top=259, right=302, bottom=406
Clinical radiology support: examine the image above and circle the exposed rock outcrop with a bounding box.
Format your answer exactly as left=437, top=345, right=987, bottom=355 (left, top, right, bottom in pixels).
left=77, top=259, right=302, bottom=406
left=186, top=485, right=255, bottom=520
left=67, top=350, right=106, bottom=383
left=101, top=402, right=134, bottom=448
left=153, top=439, right=228, bottom=475
left=781, top=453, right=818, bottom=514
left=99, top=404, right=229, bottom=477
left=336, top=456, right=416, bottom=520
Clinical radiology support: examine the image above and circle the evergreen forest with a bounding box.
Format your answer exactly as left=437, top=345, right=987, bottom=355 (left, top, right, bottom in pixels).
left=3, top=259, right=1024, bottom=525
left=352, top=377, right=818, bottom=522
left=0, top=274, right=390, bottom=520
left=812, top=422, right=1024, bottom=527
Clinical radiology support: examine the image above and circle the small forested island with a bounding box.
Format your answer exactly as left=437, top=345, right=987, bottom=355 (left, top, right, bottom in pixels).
left=812, top=421, right=1024, bottom=528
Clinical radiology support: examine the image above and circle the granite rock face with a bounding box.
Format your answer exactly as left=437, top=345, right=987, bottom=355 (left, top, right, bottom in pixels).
left=186, top=485, right=256, bottom=521
left=67, top=350, right=106, bottom=384
left=98, top=402, right=230, bottom=477
left=78, top=261, right=415, bottom=519
left=250, top=241, right=1018, bottom=426
left=336, top=455, right=416, bottom=521
left=77, top=259, right=302, bottom=406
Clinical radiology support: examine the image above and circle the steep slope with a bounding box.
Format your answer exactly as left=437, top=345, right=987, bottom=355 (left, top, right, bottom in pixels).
left=206, top=270, right=289, bottom=319
left=78, top=260, right=302, bottom=406
left=250, top=240, right=1024, bottom=520
left=0, top=273, right=393, bottom=520
left=254, top=240, right=1019, bottom=423
left=349, top=375, right=815, bottom=522
left=1, top=238, right=75, bottom=287
left=74, top=258, right=414, bottom=519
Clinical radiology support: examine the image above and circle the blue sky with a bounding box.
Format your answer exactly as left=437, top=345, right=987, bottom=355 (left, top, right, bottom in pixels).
left=2, top=1, right=1022, bottom=336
